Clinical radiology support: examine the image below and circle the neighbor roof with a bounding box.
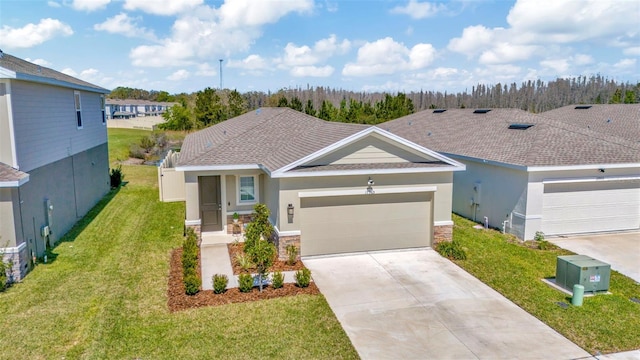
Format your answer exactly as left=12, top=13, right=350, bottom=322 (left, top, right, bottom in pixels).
left=541, top=104, right=640, bottom=143
left=0, top=162, right=29, bottom=187
left=384, top=108, right=640, bottom=168
left=0, top=51, right=109, bottom=93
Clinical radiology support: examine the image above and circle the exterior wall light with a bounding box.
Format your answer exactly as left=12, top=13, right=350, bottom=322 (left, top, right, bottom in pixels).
left=287, top=203, right=294, bottom=216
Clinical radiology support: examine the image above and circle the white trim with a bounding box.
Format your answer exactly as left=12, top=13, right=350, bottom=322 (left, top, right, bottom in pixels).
left=185, top=219, right=201, bottom=226
left=4, top=81, right=18, bottom=168
left=0, top=242, right=26, bottom=254
left=274, top=166, right=464, bottom=178
left=434, top=220, right=454, bottom=226
left=74, top=91, right=83, bottom=129
left=543, top=175, right=640, bottom=184
left=444, top=153, right=528, bottom=171
left=512, top=211, right=542, bottom=220
left=528, top=163, right=640, bottom=172
left=0, top=175, right=29, bottom=187
left=226, top=210, right=253, bottom=215
left=175, top=164, right=263, bottom=172
left=236, top=174, right=259, bottom=206
left=299, top=185, right=437, bottom=198
left=272, top=127, right=465, bottom=176
left=4, top=71, right=110, bottom=94
left=274, top=226, right=301, bottom=237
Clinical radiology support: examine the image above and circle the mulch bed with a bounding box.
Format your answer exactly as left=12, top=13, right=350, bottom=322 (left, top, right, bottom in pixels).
left=227, top=243, right=305, bottom=274
left=167, top=248, right=319, bottom=312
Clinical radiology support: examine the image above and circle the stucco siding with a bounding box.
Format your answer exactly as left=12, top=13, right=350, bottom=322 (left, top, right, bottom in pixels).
left=11, top=81, right=107, bottom=172
left=279, top=172, right=453, bottom=232
left=451, top=159, right=529, bottom=238
left=0, top=188, right=18, bottom=247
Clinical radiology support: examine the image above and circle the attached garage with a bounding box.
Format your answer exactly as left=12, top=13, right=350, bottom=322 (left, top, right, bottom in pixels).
left=299, top=188, right=434, bottom=256
left=541, top=180, right=640, bottom=236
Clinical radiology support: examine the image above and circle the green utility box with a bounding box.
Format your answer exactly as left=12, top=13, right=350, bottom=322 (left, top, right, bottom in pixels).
left=556, top=255, right=610, bottom=293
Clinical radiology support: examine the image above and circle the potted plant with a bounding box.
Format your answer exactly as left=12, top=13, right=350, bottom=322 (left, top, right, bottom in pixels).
left=233, top=212, right=240, bottom=224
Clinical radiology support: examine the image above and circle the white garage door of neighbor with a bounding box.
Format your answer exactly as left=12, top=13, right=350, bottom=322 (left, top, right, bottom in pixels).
left=299, top=192, right=432, bottom=256
left=542, top=180, right=640, bottom=236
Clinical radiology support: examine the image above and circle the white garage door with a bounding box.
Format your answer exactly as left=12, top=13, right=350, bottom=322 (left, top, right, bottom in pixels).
left=542, top=180, right=640, bottom=236
left=300, top=192, right=432, bottom=256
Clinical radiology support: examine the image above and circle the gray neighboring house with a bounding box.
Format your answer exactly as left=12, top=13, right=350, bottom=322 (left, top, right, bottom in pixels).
left=0, top=51, right=111, bottom=281
left=105, top=99, right=176, bottom=119
left=176, top=107, right=465, bottom=258
left=385, top=108, right=640, bottom=240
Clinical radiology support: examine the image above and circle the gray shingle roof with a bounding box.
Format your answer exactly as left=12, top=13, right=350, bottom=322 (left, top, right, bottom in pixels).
left=0, top=51, right=109, bottom=93
left=384, top=108, right=640, bottom=167
left=178, top=108, right=368, bottom=172
left=0, top=162, right=28, bottom=185
left=541, top=104, right=640, bottom=143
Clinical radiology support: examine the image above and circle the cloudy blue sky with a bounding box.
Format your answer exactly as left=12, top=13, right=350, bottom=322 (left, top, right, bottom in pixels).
left=1, top=0, right=638, bottom=94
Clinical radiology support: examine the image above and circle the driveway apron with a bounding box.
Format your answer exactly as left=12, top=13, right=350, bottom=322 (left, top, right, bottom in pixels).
left=304, top=249, right=591, bottom=360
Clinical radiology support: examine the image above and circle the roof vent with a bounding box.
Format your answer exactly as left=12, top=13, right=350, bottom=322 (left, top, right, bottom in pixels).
left=575, top=105, right=592, bottom=110
left=606, top=119, right=611, bottom=123
left=408, top=121, right=412, bottom=125
left=433, top=109, right=447, bottom=113
left=427, top=132, right=432, bottom=136
left=473, top=109, right=491, bottom=114
left=508, top=123, right=534, bottom=130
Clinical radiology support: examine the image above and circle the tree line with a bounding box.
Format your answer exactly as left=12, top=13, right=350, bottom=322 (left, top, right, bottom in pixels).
left=111, top=75, right=639, bottom=131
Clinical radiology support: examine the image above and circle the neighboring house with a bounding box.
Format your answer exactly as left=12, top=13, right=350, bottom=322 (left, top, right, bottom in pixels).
left=175, top=107, right=465, bottom=258
left=384, top=108, right=640, bottom=240
left=0, top=51, right=111, bottom=280
left=105, top=99, right=175, bottom=119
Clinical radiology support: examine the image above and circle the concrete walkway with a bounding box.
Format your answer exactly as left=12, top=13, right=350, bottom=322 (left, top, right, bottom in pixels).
left=549, top=232, right=640, bottom=283
left=304, top=249, right=592, bottom=360
left=200, top=235, right=298, bottom=290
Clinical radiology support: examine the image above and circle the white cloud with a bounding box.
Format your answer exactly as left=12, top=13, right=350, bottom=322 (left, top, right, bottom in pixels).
left=47, top=1, right=61, bottom=8
left=278, top=34, right=350, bottom=69
left=623, top=47, right=640, bottom=56
left=196, top=63, right=217, bottom=76
left=25, top=58, right=52, bottom=66
left=613, top=58, right=636, bottom=70
left=573, top=54, right=594, bottom=66
left=129, top=0, right=313, bottom=68
left=0, top=18, right=73, bottom=49
left=290, top=66, right=334, bottom=77
left=342, top=37, right=436, bottom=76
left=227, top=55, right=269, bottom=71
left=72, top=0, right=110, bottom=12
left=94, top=13, right=156, bottom=41
left=123, top=0, right=203, bottom=16
left=478, top=43, right=538, bottom=65
left=540, top=59, right=569, bottom=74
left=61, top=68, right=77, bottom=76
left=447, top=25, right=497, bottom=56
left=390, top=0, right=446, bottom=19
left=167, top=69, right=190, bottom=81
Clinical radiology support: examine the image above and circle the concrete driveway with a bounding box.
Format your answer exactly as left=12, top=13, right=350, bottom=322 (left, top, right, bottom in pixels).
left=304, top=249, right=591, bottom=360
left=549, top=232, right=640, bottom=283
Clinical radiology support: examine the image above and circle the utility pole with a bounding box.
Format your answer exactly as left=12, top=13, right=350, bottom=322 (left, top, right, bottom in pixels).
left=219, top=59, right=223, bottom=89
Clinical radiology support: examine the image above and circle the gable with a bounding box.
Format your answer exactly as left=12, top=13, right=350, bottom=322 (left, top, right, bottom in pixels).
left=305, top=134, right=440, bottom=167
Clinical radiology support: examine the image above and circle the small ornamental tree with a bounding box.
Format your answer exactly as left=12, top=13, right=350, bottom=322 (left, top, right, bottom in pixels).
left=247, top=238, right=276, bottom=292
left=244, top=203, right=273, bottom=252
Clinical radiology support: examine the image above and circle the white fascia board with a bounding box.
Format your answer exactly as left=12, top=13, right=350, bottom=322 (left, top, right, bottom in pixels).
left=15, top=73, right=110, bottom=94
left=175, top=164, right=263, bottom=172
left=299, top=185, right=437, bottom=198
left=0, top=175, right=29, bottom=187
left=272, top=127, right=465, bottom=176
left=444, top=153, right=528, bottom=171
left=273, top=166, right=464, bottom=178
left=543, top=175, right=640, bottom=184
left=0, top=67, right=17, bottom=79
left=528, top=163, right=640, bottom=172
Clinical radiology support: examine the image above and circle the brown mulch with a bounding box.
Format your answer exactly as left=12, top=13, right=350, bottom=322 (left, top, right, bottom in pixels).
left=227, top=243, right=306, bottom=274
left=167, top=248, right=319, bottom=312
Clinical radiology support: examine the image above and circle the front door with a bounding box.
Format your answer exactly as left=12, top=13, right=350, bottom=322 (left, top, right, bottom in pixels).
left=199, top=176, right=222, bottom=232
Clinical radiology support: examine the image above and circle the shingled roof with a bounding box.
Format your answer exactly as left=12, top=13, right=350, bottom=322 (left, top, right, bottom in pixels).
left=178, top=107, right=368, bottom=172
left=0, top=50, right=109, bottom=93
left=384, top=108, right=640, bottom=168
left=0, top=162, right=29, bottom=187
left=541, top=104, right=640, bottom=143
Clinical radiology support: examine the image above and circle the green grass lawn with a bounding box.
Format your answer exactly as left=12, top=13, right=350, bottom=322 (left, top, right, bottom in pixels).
left=450, top=214, right=640, bottom=355
left=0, top=130, right=357, bottom=359
left=107, top=128, right=150, bottom=164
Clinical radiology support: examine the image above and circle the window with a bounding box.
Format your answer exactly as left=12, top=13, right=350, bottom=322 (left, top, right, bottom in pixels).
left=100, top=95, right=106, bottom=125
left=74, top=91, right=82, bottom=128
left=237, top=175, right=258, bottom=204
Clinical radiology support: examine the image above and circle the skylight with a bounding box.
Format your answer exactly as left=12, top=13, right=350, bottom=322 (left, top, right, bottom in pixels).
left=433, top=109, right=447, bottom=113
left=574, top=105, right=592, bottom=109
left=473, top=109, right=491, bottom=114
left=508, top=123, right=534, bottom=130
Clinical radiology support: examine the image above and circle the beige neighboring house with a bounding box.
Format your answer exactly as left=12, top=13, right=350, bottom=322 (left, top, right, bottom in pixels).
left=175, top=107, right=465, bottom=257
left=385, top=107, right=640, bottom=240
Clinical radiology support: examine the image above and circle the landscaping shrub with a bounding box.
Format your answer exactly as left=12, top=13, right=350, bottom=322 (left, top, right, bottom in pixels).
left=537, top=240, right=555, bottom=250
left=286, top=244, right=298, bottom=266
left=238, top=273, right=253, bottom=293
left=0, top=259, right=8, bottom=291
left=534, top=231, right=545, bottom=242
left=212, top=274, right=228, bottom=294
left=128, top=144, right=147, bottom=160
left=244, top=204, right=273, bottom=252
left=183, top=273, right=200, bottom=295
left=109, top=165, right=124, bottom=188
left=295, top=268, right=311, bottom=288
left=235, top=253, right=253, bottom=272
left=272, top=271, right=284, bottom=289
left=247, top=239, right=276, bottom=292
left=436, top=240, right=467, bottom=260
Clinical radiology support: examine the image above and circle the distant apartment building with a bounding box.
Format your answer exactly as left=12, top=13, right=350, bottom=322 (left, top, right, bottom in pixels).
left=105, top=99, right=176, bottom=119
